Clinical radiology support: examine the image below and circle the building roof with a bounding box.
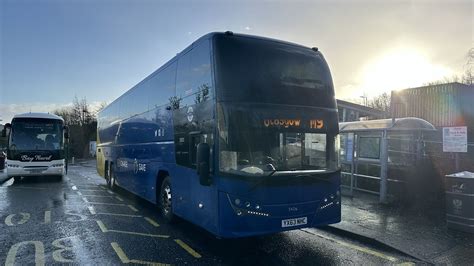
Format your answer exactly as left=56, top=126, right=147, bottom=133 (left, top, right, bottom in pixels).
left=339, top=117, right=436, bottom=132
left=396, top=82, right=472, bottom=93
left=13, top=112, right=64, bottom=121
left=336, top=99, right=388, bottom=117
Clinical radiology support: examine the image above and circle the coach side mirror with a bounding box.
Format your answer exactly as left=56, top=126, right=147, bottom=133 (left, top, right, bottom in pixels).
left=2, top=123, right=11, bottom=137
left=64, top=126, right=69, bottom=139
left=197, top=143, right=211, bottom=186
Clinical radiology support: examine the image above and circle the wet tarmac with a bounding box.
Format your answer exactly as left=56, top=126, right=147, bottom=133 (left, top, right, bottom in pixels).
left=334, top=190, right=474, bottom=264
left=0, top=161, right=417, bottom=265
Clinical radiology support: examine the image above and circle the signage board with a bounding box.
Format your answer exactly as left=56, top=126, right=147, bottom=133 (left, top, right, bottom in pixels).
left=443, top=127, right=467, bottom=153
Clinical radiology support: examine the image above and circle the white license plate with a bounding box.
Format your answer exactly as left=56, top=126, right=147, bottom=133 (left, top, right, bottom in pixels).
left=281, top=217, right=307, bottom=228
left=28, top=169, right=44, bottom=173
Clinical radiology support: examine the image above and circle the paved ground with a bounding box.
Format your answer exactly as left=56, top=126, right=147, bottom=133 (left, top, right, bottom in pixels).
left=0, top=161, right=418, bottom=265
left=332, top=191, right=474, bottom=265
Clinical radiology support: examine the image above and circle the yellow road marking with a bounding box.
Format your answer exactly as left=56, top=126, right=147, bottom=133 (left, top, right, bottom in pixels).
left=108, top=229, right=169, bottom=238
left=397, top=263, right=416, bottom=266
left=78, top=189, right=104, bottom=192
left=71, top=186, right=77, bottom=190
left=75, top=184, right=100, bottom=187
left=115, top=196, right=124, bottom=202
left=0, top=186, right=47, bottom=190
left=81, top=195, right=113, bottom=197
left=305, top=229, right=399, bottom=262
left=5, top=241, right=45, bottom=266
left=88, top=206, right=96, bottom=215
left=97, top=212, right=142, bottom=217
left=144, top=217, right=160, bottom=227
left=97, top=220, right=168, bottom=238
left=87, top=202, right=126, bottom=206
left=96, top=220, right=108, bottom=232
left=5, top=213, right=30, bottom=226
left=111, top=242, right=129, bottom=262
left=111, top=242, right=170, bottom=265
left=52, top=237, right=74, bottom=263
left=82, top=197, right=89, bottom=203
left=76, top=191, right=83, bottom=196
left=107, top=190, right=114, bottom=194
left=44, top=211, right=51, bottom=224
left=128, top=205, right=138, bottom=212
left=174, top=239, right=202, bottom=258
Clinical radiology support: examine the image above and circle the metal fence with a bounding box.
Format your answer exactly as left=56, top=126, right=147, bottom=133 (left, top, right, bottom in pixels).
left=341, top=130, right=474, bottom=203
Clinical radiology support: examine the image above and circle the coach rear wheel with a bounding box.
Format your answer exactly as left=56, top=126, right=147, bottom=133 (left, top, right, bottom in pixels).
left=107, top=163, right=116, bottom=190
left=159, top=176, right=175, bottom=223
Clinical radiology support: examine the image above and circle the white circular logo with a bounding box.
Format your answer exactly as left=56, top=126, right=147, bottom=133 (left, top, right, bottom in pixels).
left=187, top=107, right=194, bottom=122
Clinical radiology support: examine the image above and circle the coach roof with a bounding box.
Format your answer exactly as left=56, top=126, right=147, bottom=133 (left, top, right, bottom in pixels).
left=13, top=112, right=64, bottom=122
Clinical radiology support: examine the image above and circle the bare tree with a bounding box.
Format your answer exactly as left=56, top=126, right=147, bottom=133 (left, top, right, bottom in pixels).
left=53, top=108, right=73, bottom=125
left=462, top=48, right=474, bottom=85
left=53, top=96, right=98, bottom=159
left=423, top=75, right=460, bottom=86
left=368, top=92, right=391, bottom=114
left=424, top=48, right=473, bottom=86
left=94, top=102, right=108, bottom=116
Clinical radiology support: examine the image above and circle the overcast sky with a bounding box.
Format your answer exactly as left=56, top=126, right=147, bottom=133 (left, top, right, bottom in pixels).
left=1, top=0, right=472, bottom=122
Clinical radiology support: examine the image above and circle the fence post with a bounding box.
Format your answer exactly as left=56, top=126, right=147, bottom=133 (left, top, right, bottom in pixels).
left=379, top=130, right=388, bottom=203
left=455, top=153, right=460, bottom=172
left=350, top=133, right=355, bottom=196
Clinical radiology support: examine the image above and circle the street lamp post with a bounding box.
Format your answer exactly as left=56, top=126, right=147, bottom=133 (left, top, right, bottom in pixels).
left=360, top=95, right=368, bottom=106
left=82, top=109, right=86, bottom=125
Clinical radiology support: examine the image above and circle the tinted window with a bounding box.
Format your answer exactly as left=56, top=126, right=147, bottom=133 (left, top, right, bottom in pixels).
left=214, top=35, right=335, bottom=107
left=176, top=40, right=212, bottom=109
left=148, top=62, right=177, bottom=110
left=116, top=117, right=160, bottom=144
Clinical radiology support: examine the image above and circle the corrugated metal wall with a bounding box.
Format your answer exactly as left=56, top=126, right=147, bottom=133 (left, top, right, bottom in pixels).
left=392, top=83, right=474, bottom=128
left=391, top=83, right=474, bottom=175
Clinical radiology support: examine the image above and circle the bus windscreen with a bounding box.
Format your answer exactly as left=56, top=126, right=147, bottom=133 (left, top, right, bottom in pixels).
left=10, top=118, right=63, bottom=151
left=215, top=35, right=335, bottom=107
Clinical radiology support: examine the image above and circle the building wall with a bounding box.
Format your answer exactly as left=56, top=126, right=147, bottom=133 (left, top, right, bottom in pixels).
left=391, top=82, right=474, bottom=174
left=391, top=83, right=474, bottom=129
left=336, top=100, right=387, bottom=122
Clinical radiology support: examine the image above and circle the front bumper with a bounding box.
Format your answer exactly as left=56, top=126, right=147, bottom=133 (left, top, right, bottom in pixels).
left=6, top=159, right=65, bottom=177
left=217, top=192, right=341, bottom=238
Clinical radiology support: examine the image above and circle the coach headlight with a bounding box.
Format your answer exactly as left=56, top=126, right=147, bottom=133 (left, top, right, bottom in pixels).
left=319, top=192, right=339, bottom=210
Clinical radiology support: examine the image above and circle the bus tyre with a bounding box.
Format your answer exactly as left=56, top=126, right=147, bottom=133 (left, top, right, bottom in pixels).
left=159, top=177, right=175, bottom=223
left=13, top=176, right=21, bottom=182
left=107, top=163, right=116, bottom=191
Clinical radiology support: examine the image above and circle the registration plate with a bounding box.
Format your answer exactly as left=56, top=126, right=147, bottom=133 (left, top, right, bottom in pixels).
left=281, top=217, right=307, bottom=228
left=28, top=169, right=44, bottom=174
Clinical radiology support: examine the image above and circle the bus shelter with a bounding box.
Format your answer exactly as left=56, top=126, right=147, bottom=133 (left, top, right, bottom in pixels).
left=339, top=117, right=436, bottom=203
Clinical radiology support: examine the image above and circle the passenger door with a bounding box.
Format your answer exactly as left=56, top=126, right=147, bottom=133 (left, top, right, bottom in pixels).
left=172, top=39, right=217, bottom=232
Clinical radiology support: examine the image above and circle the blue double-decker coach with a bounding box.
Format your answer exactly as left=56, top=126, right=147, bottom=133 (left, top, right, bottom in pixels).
left=96, top=32, right=341, bottom=238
